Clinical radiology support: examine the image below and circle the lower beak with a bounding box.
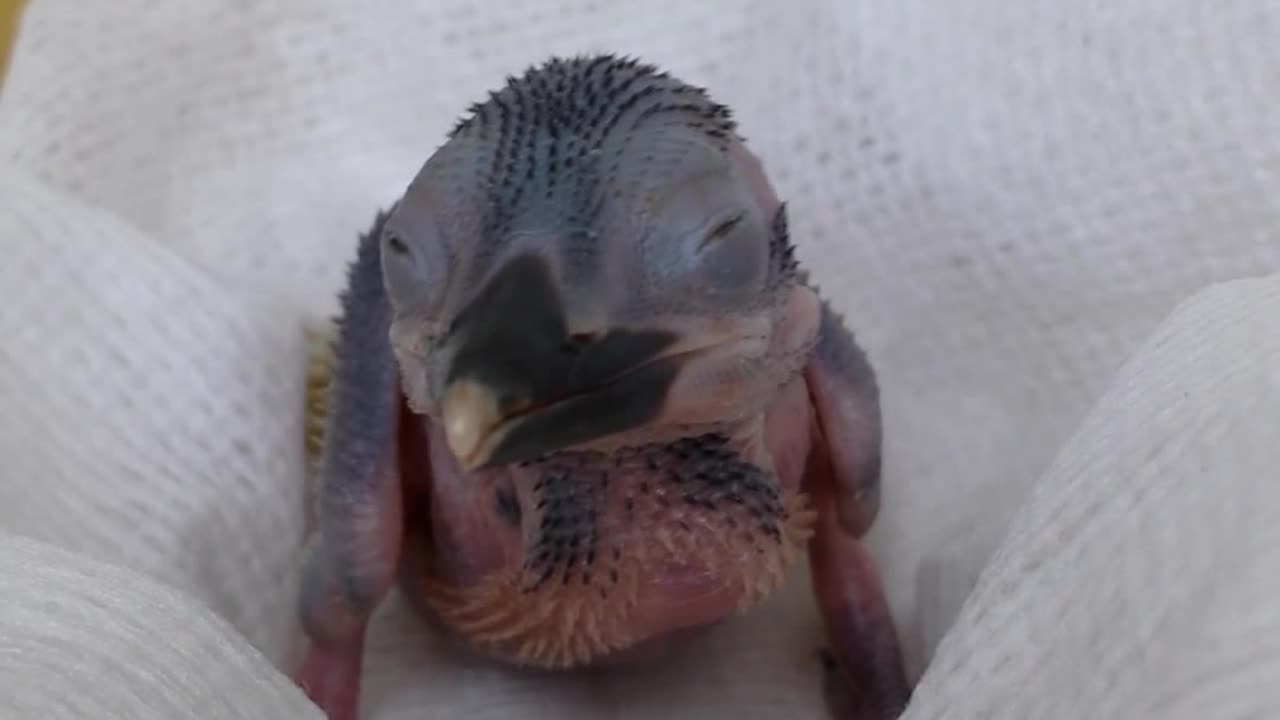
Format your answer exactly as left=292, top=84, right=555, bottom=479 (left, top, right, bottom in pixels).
left=441, top=379, right=506, bottom=470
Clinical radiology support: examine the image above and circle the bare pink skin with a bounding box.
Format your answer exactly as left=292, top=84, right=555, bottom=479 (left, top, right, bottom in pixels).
left=388, top=285, right=819, bottom=658
left=295, top=287, right=908, bottom=719
left=405, top=364, right=813, bottom=658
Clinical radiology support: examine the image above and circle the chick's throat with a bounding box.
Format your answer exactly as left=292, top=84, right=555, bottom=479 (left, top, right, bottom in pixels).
left=405, top=431, right=815, bottom=669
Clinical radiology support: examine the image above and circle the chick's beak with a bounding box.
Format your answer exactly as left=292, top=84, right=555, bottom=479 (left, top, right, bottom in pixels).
left=439, top=252, right=679, bottom=471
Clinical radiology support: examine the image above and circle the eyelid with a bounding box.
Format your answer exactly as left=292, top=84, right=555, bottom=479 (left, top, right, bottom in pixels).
left=381, top=214, right=447, bottom=314
left=384, top=230, right=411, bottom=255
left=698, top=211, right=746, bottom=250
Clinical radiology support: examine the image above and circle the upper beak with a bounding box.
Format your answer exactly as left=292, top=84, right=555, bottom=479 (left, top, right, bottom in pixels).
left=439, top=253, right=679, bottom=470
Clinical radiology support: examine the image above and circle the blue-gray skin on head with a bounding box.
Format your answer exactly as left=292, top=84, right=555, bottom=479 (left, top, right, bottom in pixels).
left=380, top=55, right=801, bottom=470
left=294, top=55, right=909, bottom=720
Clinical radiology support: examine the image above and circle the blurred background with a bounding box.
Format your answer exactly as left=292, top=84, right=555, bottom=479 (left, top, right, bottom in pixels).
left=0, top=1, right=21, bottom=79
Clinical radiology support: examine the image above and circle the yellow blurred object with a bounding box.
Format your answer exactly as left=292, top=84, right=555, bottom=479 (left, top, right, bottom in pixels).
left=0, top=0, right=26, bottom=84
left=304, top=324, right=338, bottom=464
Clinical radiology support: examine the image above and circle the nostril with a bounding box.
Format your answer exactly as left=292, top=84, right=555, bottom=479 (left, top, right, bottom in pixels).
left=560, top=332, right=597, bottom=355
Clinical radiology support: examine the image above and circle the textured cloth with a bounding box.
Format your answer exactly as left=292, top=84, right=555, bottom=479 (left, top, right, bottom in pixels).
left=1, top=1, right=1279, bottom=718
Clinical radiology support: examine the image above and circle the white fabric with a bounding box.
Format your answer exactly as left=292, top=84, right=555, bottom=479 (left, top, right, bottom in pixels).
left=1, top=1, right=1279, bottom=717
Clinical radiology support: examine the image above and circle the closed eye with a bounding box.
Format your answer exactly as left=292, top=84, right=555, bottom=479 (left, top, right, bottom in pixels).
left=386, top=232, right=411, bottom=255
left=699, top=212, right=745, bottom=250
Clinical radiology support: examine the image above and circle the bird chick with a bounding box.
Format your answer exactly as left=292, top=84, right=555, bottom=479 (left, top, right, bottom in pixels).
left=293, top=54, right=910, bottom=720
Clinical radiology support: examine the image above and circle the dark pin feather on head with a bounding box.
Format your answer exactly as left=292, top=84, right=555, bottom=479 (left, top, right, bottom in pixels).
left=442, top=54, right=740, bottom=248
left=449, top=54, right=736, bottom=146
left=382, top=53, right=801, bottom=471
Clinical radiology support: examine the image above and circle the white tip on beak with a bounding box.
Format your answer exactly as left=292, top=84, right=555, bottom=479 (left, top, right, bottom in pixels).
left=441, top=379, right=503, bottom=471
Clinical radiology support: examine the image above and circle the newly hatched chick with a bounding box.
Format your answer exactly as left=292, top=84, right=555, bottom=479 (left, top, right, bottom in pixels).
left=294, top=54, right=910, bottom=720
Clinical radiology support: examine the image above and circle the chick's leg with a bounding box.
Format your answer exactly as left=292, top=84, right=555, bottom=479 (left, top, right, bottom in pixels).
left=803, top=301, right=910, bottom=719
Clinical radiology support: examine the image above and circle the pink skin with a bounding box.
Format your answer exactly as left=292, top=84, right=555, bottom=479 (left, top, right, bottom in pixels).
left=293, top=286, right=908, bottom=719
left=408, top=361, right=815, bottom=655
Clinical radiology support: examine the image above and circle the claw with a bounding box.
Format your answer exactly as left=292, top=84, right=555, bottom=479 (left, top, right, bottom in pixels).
left=295, top=637, right=364, bottom=720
